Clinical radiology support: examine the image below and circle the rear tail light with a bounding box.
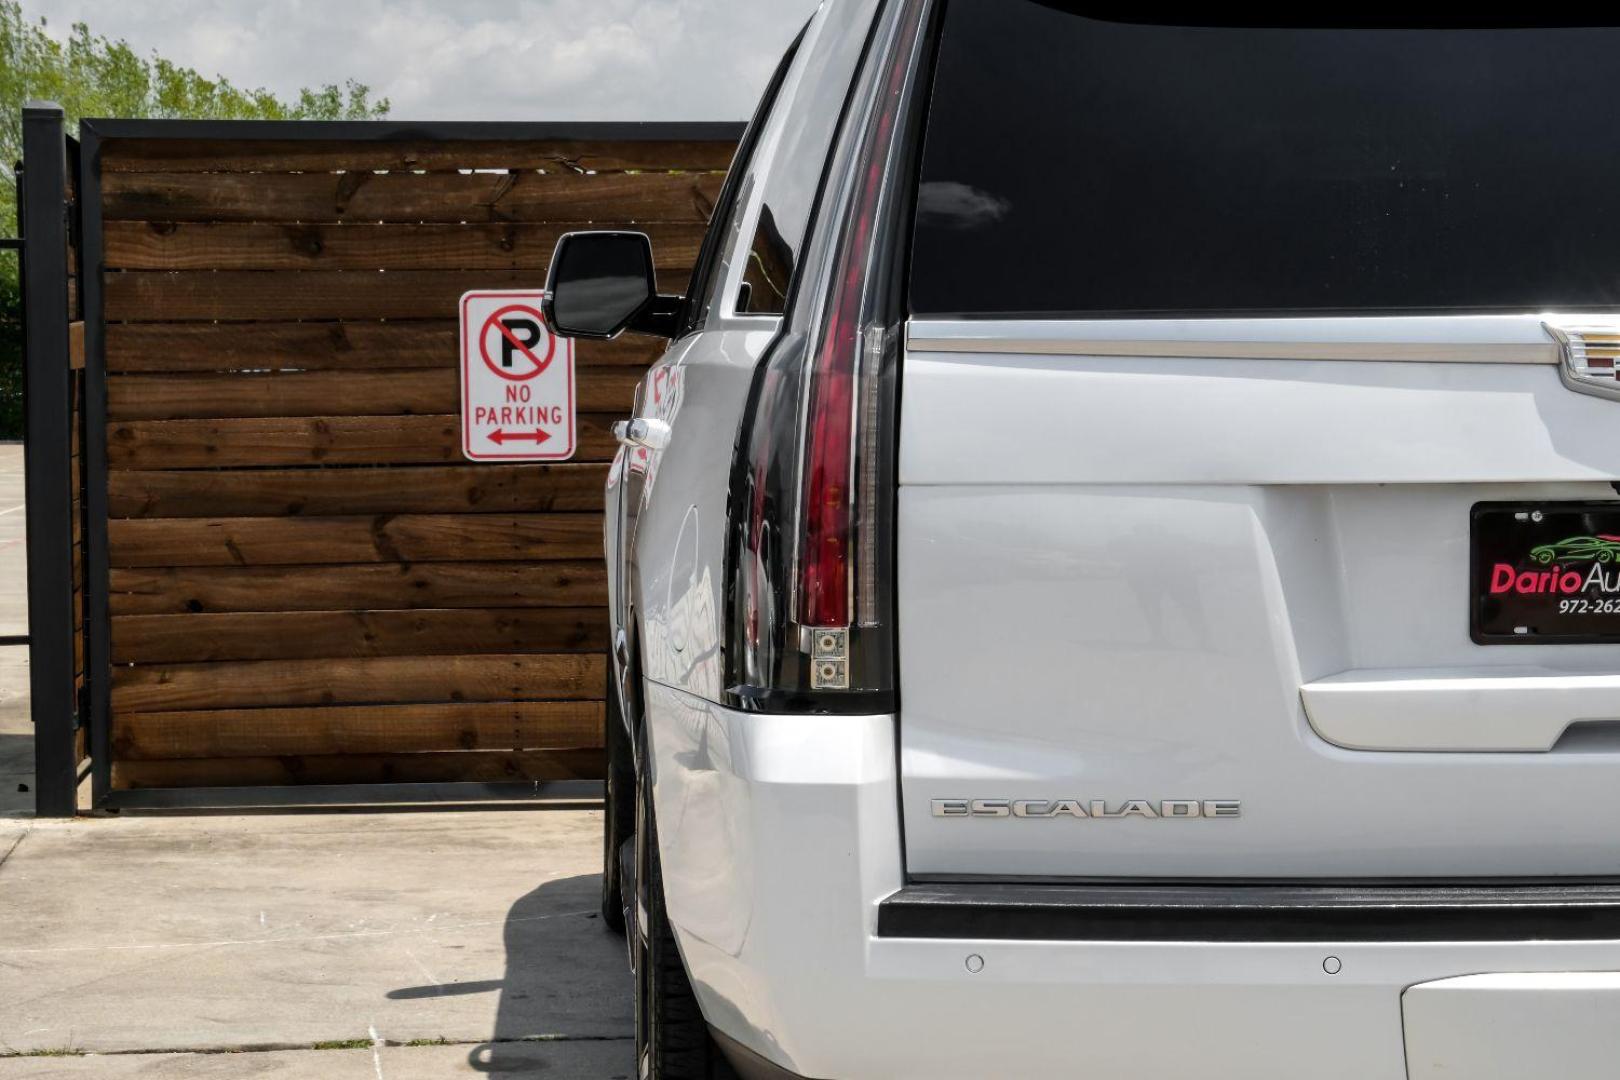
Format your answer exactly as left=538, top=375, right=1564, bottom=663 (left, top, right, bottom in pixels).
left=725, top=0, right=933, bottom=709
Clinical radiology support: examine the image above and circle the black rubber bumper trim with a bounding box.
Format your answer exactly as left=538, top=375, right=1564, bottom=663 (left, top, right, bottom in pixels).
left=710, top=1027, right=821, bottom=1080
left=877, top=881, right=1620, bottom=942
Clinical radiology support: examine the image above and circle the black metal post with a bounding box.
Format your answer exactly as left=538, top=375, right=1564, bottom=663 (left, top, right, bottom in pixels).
left=20, top=102, right=77, bottom=817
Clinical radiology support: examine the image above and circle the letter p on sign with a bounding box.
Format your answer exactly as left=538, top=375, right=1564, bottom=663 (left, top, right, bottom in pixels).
left=459, top=290, right=577, bottom=461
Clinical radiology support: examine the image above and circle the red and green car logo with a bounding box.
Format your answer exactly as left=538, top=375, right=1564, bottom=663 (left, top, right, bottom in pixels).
left=1529, top=535, right=1620, bottom=565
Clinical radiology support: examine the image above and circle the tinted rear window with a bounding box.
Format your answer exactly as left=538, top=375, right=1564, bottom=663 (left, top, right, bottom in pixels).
left=910, top=4, right=1620, bottom=317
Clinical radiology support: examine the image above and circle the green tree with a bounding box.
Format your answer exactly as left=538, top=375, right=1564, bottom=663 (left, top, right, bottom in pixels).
left=0, top=1, right=389, bottom=436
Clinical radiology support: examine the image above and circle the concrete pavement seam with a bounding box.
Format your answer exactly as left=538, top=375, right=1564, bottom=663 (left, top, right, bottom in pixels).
left=0, top=907, right=596, bottom=955
left=0, top=827, right=29, bottom=878
left=0, top=1035, right=635, bottom=1060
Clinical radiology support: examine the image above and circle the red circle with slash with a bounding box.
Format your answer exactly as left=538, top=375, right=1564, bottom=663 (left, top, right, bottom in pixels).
left=479, top=304, right=555, bottom=381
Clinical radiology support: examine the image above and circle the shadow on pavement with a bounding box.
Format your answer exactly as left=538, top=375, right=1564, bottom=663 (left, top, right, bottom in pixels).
left=388, top=871, right=634, bottom=1077
left=0, top=727, right=33, bottom=817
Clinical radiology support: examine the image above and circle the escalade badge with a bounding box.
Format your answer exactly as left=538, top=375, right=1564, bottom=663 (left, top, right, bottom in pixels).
left=931, top=798, right=1241, bottom=819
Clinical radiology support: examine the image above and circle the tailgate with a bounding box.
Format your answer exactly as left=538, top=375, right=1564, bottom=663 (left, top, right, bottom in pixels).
left=897, top=318, right=1620, bottom=878
left=895, top=9, right=1620, bottom=882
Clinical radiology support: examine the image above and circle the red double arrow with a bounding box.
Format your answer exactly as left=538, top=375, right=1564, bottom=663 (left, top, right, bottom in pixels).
left=488, top=428, right=551, bottom=446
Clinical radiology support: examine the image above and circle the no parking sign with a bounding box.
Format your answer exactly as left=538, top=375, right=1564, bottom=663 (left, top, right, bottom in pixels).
left=458, top=290, right=576, bottom=461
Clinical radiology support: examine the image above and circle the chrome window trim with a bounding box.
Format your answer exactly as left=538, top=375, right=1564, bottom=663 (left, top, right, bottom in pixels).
left=705, top=312, right=785, bottom=335
left=906, top=316, right=1567, bottom=365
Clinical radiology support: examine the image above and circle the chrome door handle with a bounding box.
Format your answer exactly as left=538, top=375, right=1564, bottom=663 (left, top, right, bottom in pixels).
left=614, top=417, right=672, bottom=450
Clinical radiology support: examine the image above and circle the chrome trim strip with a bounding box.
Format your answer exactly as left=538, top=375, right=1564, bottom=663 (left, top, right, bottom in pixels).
left=906, top=336, right=1559, bottom=364
left=905, top=316, right=1570, bottom=364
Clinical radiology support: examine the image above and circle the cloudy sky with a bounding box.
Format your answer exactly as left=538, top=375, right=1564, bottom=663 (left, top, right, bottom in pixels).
left=20, top=0, right=815, bottom=121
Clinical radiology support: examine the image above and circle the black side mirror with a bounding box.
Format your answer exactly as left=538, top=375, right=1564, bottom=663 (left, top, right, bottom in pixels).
left=543, top=231, right=681, bottom=340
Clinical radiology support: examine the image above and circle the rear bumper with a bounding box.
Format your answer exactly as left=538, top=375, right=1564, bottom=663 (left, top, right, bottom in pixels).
left=642, top=679, right=1620, bottom=1080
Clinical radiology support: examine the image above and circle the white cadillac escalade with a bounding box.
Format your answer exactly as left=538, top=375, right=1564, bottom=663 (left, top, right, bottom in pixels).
left=544, top=4, right=1620, bottom=1077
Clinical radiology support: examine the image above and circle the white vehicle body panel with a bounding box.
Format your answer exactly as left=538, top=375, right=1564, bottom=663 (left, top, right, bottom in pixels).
left=631, top=327, right=778, bottom=702
left=1403, top=972, right=1620, bottom=1079
left=897, top=317, right=1620, bottom=879
left=1302, top=668, right=1620, bottom=752
left=903, top=317, right=1620, bottom=487
left=643, top=679, right=1620, bottom=1080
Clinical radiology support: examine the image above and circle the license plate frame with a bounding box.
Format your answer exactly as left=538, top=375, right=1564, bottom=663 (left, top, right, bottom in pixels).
left=1472, top=501, right=1620, bottom=644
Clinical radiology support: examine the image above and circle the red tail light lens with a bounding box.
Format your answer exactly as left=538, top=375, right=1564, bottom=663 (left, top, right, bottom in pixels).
left=798, top=279, right=862, bottom=628
left=797, top=0, right=921, bottom=634
left=725, top=0, right=933, bottom=707
left=799, top=350, right=855, bottom=629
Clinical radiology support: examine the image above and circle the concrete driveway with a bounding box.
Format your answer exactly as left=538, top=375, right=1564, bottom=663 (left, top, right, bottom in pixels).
left=1, top=444, right=29, bottom=818
left=0, top=445, right=635, bottom=1077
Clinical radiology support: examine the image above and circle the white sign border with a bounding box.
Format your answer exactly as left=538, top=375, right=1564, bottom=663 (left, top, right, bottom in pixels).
left=458, top=289, right=577, bottom=463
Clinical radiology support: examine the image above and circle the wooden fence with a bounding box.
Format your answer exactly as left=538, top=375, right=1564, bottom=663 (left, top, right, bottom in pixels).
left=74, top=122, right=738, bottom=798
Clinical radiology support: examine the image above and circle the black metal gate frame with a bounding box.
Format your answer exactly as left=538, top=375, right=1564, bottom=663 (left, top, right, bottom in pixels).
left=63, top=116, right=744, bottom=813
left=17, top=103, right=82, bottom=817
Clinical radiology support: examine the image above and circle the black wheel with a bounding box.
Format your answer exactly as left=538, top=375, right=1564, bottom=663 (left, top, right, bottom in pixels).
left=632, top=732, right=738, bottom=1080
left=602, top=650, right=635, bottom=934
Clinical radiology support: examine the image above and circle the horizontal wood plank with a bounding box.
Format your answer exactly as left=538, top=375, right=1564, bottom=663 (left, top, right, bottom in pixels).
left=100, top=136, right=738, bottom=173
left=109, top=369, right=450, bottom=421
left=107, top=367, right=640, bottom=420
left=106, top=321, right=665, bottom=372
left=108, top=464, right=607, bottom=518
left=112, top=607, right=608, bottom=663
left=102, top=170, right=724, bottom=224
left=112, top=701, right=604, bottom=760
left=109, top=320, right=453, bottom=371
left=109, top=560, right=608, bottom=614
left=109, top=513, right=602, bottom=567
left=111, top=747, right=606, bottom=789
left=107, top=413, right=620, bottom=468
left=111, top=652, right=605, bottom=712
left=104, top=220, right=705, bottom=271
left=106, top=270, right=544, bottom=322
left=105, top=270, right=695, bottom=323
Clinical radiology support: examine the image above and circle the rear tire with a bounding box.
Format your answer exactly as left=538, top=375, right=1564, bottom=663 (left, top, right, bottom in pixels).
left=633, top=733, right=738, bottom=1080
left=602, top=650, right=635, bottom=934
